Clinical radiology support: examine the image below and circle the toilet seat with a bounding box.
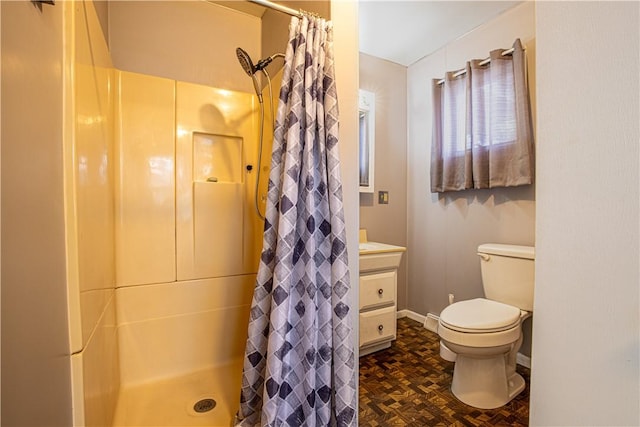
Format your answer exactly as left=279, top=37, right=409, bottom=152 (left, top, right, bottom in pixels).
left=440, top=298, right=521, bottom=333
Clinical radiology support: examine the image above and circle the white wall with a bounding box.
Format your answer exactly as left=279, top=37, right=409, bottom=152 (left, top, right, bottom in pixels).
left=406, top=2, right=536, bottom=354
left=531, top=2, right=639, bottom=425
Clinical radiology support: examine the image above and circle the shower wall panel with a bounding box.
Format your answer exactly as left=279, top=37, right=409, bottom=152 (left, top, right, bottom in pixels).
left=67, top=1, right=120, bottom=426
left=116, top=276, right=254, bottom=386
left=115, top=71, right=176, bottom=286
left=73, top=0, right=116, bottom=353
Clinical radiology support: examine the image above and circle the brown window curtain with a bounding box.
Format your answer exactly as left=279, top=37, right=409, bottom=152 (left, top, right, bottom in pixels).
left=430, top=38, right=534, bottom=193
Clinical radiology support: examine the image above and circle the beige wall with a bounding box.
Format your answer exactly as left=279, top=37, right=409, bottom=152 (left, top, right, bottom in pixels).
left=406, top=2, right=536, bottom=354
left=0, top=1, right=73, bottom=425
left=530, top=2, right=639, bottom=425
left=109, top=1, right=261, bottom=94
left=359, top=53, right=408, bottom=309
left=93, top=1, right=109, bottom=45
left=331, top=0, right=360, bottom=370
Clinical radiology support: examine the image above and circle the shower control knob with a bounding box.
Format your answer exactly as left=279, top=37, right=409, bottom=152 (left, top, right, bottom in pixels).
left=378, top=325, right=384, bottom=332
left=246, top=164, right=253, bottom=171
left=377, top=289, right=383, bottom=295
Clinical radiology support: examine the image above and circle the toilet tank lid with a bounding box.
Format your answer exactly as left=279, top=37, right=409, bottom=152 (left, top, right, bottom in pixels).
left=478, top=244, right=535, bottom=260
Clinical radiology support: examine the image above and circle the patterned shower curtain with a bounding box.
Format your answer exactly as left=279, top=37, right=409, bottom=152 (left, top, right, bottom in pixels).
left=237, top=15, right=356, bottom=427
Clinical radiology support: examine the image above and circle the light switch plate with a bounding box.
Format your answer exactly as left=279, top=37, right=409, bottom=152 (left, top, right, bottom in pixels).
left=378, top=191, right=389, bottom=204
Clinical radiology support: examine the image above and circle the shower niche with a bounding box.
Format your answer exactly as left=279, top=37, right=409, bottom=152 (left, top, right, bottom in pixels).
left=191, top=132, right=245, bottom=279
left=192, top=133, right=244, bottom=184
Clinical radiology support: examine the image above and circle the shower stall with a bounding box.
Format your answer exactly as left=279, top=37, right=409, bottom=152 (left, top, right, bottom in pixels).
left=111, top=70, right=266, bottom=426
left=63, top=1, right=327, bottom=425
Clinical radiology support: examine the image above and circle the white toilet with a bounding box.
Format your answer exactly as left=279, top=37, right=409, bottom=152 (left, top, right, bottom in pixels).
left=437, top=243, right=534, bottom=409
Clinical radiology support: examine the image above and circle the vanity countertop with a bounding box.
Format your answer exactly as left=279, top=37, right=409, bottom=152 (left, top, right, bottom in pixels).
left=359, top=241, right=406, bottom=255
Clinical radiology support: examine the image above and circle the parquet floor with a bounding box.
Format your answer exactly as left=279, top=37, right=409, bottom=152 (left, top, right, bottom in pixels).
left=359, top=317, right=530, bottom=426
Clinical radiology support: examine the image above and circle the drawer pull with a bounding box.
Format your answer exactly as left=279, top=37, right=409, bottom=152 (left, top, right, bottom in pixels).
left=377, top=288, right=384, bottom=295
left=378, top=324, right=384, bottom=332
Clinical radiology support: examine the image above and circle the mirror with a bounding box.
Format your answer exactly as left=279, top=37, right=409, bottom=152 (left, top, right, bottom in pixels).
left=359, top=89, right=375, bottom=193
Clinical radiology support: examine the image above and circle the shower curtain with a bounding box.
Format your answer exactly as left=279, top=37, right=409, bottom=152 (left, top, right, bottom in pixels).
left=237, top=15, right=356, bottom=427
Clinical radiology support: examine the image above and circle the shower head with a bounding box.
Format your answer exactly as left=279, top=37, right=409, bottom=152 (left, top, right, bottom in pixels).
left=236, top=48, right=285, bottom=103
left=236, top=47, right=256, bottom=76
left=236, top=47, right=262, bottom=103
left=236, top=48, right=285, bottom=74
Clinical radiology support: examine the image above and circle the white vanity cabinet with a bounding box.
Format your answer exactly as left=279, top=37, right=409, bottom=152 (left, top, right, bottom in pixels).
left=358, top=240, right=406, bottom=356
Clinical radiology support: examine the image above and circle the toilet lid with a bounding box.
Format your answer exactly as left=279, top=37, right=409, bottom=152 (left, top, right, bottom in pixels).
left=440, top=298, right=522, bottom=333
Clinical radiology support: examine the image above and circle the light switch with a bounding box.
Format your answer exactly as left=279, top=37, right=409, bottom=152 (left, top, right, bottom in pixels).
left=378, top=191, right=389, bottom=204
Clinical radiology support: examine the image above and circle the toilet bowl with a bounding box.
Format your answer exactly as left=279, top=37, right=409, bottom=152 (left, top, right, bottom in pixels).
left=437, top=244, right=535, bottom=409
left=438, top=298, right=529, bottom=409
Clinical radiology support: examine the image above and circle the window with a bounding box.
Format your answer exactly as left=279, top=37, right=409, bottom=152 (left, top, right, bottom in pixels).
left=431, top=39, right=534, bottom=193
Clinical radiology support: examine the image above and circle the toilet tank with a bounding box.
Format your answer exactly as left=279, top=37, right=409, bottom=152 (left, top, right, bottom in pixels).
left=478, top=244, right=535, bottom=312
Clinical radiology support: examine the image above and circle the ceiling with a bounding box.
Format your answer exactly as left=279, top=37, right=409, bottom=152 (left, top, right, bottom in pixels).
left=211, top=0, right=522, bottom=67
left=358, top=1, right=521, bottom=66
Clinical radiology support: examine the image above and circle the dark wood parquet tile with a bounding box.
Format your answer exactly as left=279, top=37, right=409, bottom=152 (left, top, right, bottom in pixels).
left=359, top=317, right=530, bottom=426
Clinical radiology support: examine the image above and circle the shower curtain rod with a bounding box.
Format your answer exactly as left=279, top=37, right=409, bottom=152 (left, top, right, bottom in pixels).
left=247, top=0, right=324, bottom=19
left=436, top=47, right=516, bottom=85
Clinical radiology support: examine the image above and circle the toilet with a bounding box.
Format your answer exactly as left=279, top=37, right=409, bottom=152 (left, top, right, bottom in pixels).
left=437, top=243, right=534, bottom=409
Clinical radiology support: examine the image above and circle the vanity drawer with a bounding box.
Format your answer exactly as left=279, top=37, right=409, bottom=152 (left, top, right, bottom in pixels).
left=359, top=270, right=396, bottom=310
left=359, top=306, right=396, bottom=347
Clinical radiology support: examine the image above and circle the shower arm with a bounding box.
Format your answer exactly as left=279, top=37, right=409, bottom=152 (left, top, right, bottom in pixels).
left=255, top=53, right=285, bottom=72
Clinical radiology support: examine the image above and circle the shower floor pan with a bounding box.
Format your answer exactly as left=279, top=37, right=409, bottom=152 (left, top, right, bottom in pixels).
left=113, top=359, right=242, bottom=426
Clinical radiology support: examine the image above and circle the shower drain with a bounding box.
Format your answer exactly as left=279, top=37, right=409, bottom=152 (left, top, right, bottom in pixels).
left=193, top=398, right=216, bottom=413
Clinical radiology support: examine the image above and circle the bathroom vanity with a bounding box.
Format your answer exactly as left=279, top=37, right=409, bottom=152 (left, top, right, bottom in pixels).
left=358, top=234, right=406, bottom=356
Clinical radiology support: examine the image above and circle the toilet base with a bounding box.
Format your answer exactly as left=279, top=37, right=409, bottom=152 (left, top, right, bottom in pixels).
left=451, top=353, right=525, bottom=409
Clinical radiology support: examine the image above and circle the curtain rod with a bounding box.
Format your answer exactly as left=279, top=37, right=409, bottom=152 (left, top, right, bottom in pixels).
left=436, top=47, right=516, bottom=85
left=247, top=0, right=324, bottom=19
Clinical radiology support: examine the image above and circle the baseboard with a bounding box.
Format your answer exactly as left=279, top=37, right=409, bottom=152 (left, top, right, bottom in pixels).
left=396, top=309, right=426, bottom=325
left=516, top=353, right=531, bottom=369
left=397, top=310, right=439, bottom=332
